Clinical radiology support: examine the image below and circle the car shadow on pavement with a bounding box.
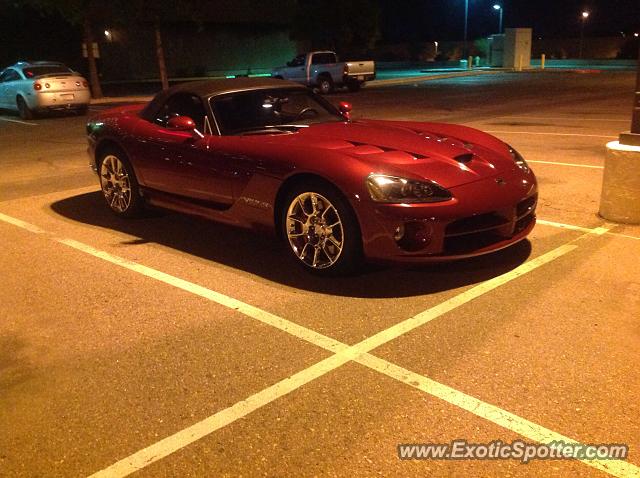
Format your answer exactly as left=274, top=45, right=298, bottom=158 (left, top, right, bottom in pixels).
left=50, top=191, right=532, bottom=298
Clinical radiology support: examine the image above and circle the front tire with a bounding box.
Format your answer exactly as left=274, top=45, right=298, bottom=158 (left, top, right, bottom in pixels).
left=281, top=181, right=362, bottom=275
left=317, top=76, right=334, bottom=95
left=98, top=149, right=145, bottom=217
left=17, top=96, right=34, bottom=120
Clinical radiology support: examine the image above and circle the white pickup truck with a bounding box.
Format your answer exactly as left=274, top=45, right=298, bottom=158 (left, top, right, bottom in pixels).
left=271, top=51, right=375, bottom=94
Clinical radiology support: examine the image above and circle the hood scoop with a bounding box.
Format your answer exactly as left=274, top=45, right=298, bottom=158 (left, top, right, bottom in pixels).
left=346, top=141, right=428, bottom=160
left=454, top=153, right=474, bottom=163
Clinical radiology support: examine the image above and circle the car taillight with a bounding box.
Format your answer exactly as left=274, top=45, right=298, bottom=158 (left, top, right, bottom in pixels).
left=45, top=83, right=50, bottom=88
left=33, top=82, right=42, bottom=90
left=76, top=81, right=81, bottom=87
left=82, top=81, right=88, bottom=87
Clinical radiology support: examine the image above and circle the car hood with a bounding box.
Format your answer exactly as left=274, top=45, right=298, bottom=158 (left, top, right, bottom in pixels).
left=277, top=120, right=516, bottom=189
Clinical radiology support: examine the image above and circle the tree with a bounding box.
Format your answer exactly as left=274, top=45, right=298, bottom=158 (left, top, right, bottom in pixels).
left=24, top=0, right=106, bottom=98
left=116, top=1, right=205, bottom=90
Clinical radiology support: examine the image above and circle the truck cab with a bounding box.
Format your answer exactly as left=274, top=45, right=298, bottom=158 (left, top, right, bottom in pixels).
left=272, top=51, right=375, bottom=94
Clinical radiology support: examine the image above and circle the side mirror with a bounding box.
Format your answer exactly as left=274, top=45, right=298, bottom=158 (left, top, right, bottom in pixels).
left=167, top=115, right=196, bottom=131
left=338, top=101, right=352, bottom=120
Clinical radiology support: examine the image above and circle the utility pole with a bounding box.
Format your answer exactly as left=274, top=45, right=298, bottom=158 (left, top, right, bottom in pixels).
left=619, top=48, right=640, bottom=146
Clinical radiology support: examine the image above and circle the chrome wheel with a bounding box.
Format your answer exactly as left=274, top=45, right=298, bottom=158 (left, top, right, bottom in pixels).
left=100, top=154, right=132, bottom=213
left=286, top=192, right=344, bottom=269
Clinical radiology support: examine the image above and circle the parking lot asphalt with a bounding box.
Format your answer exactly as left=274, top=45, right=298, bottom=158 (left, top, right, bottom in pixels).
left=1, top=71, right=639, bottom=477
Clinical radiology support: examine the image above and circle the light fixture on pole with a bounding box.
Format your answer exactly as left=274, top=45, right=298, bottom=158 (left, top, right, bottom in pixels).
left=579, top=11, right=589, bottom=59
left=493, top=5, right=503, bottom=34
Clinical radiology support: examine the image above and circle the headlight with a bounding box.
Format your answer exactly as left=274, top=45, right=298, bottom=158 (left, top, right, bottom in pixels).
left=508, top=145, right=529, bottom=173
left=366, top=174, right=452, bottom=203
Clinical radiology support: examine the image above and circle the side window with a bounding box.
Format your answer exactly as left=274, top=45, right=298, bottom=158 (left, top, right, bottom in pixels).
left=290, top=55, right=305, bottom=67
left=1, top=69, right=20, bottom=82
left=312, top=53, right=336, bottom=65
left=155, top=93, right=207, bottom=132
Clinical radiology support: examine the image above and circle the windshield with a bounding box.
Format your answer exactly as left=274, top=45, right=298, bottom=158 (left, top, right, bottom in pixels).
left=22, top=65, right=73, bottom=78
left=210, top=88, right=342, bottom=135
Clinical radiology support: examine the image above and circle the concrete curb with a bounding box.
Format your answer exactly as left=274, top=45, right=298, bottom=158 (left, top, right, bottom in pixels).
left=366, top=69, right=504, bottom=88
left=90, top=96, right=152, bottom=105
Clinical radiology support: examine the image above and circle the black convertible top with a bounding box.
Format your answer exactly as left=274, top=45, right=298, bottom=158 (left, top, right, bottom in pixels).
left=139, top=77, right=305, bottom=122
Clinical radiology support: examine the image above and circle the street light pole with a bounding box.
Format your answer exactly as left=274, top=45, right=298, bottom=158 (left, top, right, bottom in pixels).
left=463, top=0, right=469, bottom=57
left=579, top=11, right=589, bottom=59
left=493, top=5, right=503, bottom=34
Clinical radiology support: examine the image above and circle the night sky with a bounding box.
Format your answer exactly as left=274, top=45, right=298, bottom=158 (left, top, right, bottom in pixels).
left=1, top=0, right=638, bottom=69
left=380, top=0, right=640, bottom=42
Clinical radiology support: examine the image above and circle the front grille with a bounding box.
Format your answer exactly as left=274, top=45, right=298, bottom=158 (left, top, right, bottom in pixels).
left=443, top=231, right=507, bottom=255
left=514, top=211, right=535, bottom=234
left=517, top=194, right=537, bottom=218
left=445, top=212, right=510, bottom=237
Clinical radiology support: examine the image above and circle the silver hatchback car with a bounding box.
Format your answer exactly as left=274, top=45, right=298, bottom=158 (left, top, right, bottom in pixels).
left=0, top=61, right=91, bottom=119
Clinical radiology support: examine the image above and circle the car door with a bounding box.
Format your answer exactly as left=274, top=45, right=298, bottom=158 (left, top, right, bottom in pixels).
left=0, top=69, right=17, bottom=109
left=286, top=54, right=308, bottom=84
left=0, top=70, right=7, bottom=108
left=310, top=52, right=339, bottom=82
left=131, top=92, right=234, bottom=206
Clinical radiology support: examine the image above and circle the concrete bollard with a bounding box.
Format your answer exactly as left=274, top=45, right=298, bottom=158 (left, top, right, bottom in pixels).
left=541, top=54, right=546, bottom=70
left=599, top=141, right=640, bottom=224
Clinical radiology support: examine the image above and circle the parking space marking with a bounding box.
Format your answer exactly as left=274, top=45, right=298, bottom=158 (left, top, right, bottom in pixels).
left=0, top=212, right=46, bottom=233
left=538, top=219, right=640, bottom=240
left=56, top=237, right=348, bottom=354
left=498, top=116, right=629, bottom=123
left=0, top=116, right=38, bottom=126
left=485, top=130, right=618, bottom=139
left=3, top=212, right=633, bottom=478
left=88, top=244, right=577, bottom=478
left=358, top=355, right=640, bottom=478
left=538, top=219, right=603, bottom=234
left=528, top=160, right=604, bottom=169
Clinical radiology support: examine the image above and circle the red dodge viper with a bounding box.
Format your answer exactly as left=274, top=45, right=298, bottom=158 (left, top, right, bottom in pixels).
left=87, top=78, right=537, bottom=274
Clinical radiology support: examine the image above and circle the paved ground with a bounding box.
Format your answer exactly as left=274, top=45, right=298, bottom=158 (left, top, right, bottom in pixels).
left=1, top=71, right=639, bottom=477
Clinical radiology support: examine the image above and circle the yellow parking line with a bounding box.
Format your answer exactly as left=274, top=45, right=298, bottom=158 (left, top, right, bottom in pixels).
left=2, top=212, right=633, bottom=478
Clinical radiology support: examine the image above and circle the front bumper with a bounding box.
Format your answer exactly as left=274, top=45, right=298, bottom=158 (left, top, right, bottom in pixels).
left=356, top=169, right=538, bottom=263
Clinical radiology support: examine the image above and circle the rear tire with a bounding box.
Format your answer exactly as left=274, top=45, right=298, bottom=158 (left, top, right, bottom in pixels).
left=346, top=80, right=362, bottom=92
left=98, top=148, right=145, bottom=218
left=17, top=96, right=34, bottom=120
left=281, top=180, right=362, bottom=275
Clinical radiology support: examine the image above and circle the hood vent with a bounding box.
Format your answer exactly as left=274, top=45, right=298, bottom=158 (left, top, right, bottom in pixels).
left=347, top=140, right=428, bottom=160
left=454, top=153, right=474, bottom=163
